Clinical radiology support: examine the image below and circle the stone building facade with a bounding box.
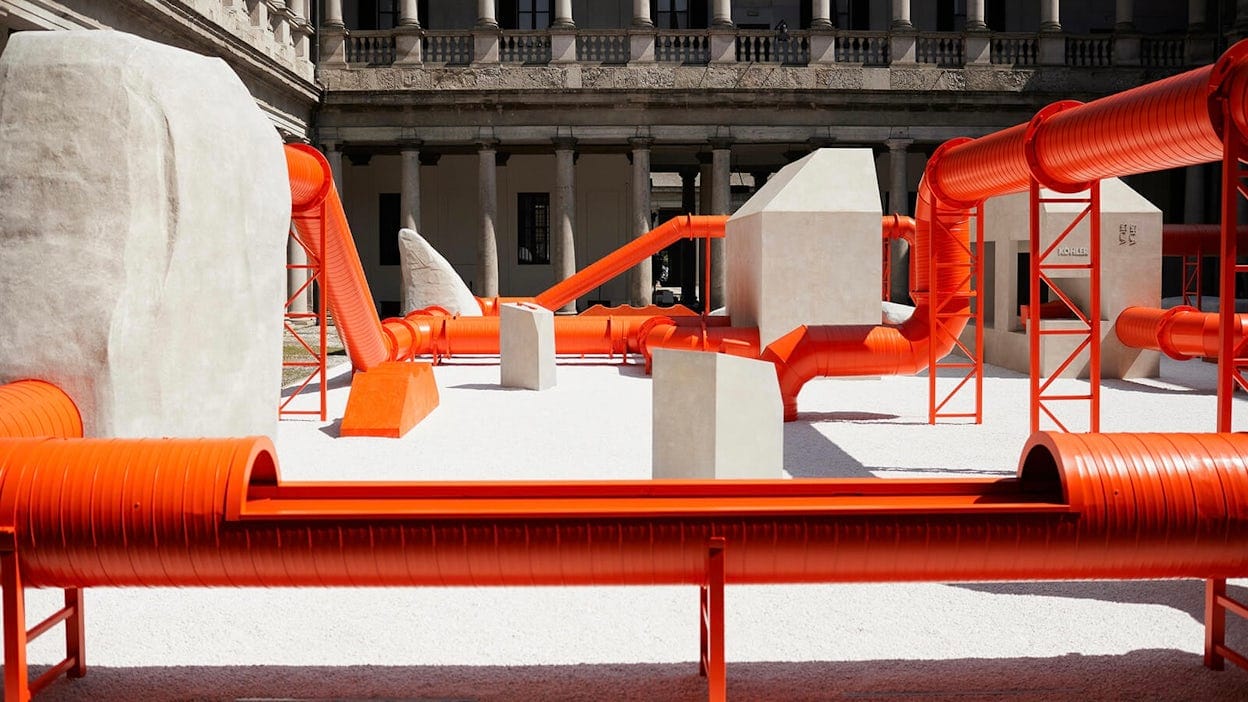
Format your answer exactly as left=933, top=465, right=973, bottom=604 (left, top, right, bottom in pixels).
left=0, top=1, right=1235, bottom=313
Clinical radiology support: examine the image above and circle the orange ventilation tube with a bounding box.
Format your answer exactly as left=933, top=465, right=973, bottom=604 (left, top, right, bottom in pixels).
left=1114, top=305, right=1248, bottom=360
left=0, top=381, right=82, bottom=439
left=3, top=432, right=1248, bottom=588
left=286, top=144, right=391, bottom=371
left=534, top=215, right=727, bottom=312
left=766, top=55, right=1248, bottom=419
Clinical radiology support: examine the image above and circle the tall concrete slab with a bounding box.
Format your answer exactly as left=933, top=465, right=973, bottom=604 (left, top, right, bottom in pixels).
left=500, top=302, right=556, bottom=390
left=975, top=178, right=1162, bottom=378
left=0, top=31, right=289, bottom=437
left=651, top=348, right=782, bottom=479
left=726, top=148, right=882, bottom=349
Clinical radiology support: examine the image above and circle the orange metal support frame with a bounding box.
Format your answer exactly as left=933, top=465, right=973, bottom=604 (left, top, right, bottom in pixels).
left=279, top=220, right=329, bottom=421
left=1216, top=105, right=1248, bottom=433
left=927, top=203, right=984, bottom=424
left=1027, top=181, right=1101, bottom=434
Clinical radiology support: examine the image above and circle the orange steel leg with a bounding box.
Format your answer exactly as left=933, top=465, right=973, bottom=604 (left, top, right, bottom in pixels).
left=1206, top=578, right=1227, bottom=671
left=2, top=529, right=87, bottom=702
left=699, top=537, right=726, bottom=702
left=1216, top=112, right=1248, bottom=432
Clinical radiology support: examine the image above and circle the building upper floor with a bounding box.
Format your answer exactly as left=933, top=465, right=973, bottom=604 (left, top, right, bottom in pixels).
left=321, top=0, right=1228, bottom=71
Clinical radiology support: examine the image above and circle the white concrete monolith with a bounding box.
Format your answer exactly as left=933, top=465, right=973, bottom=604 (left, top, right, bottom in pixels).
left=976, top=178, right=1162, bottom=378
left=651, top=348, right=783, bottom=479
left=398, top=228, right=482, bottom=316
left=500, top=302, right=556, bottom=390
left=0, top=31, right=289, bottom=438
left=726, top=148, right=883, bottom=349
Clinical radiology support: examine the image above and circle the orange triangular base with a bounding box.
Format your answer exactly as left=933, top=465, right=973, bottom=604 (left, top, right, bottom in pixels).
left=340, top=362, right=439, bottom=438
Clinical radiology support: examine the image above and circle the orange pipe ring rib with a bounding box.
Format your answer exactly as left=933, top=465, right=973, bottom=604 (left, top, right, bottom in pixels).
left=0, top=381, right=82, bottom=439
left=4, top=432, right=1248, bottom=588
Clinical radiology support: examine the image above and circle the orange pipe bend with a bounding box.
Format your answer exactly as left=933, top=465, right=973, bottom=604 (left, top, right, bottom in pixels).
left=0, top=381, right=82, bottom=439
left=1114, top=306, right=1248, bottom=360
left=4, top=432, right=1248, bottom=587
left=286, top=144, right=391, bottom=371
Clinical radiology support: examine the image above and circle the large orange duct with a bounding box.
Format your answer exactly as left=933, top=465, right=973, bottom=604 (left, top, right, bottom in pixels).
left=1162, top=224, right=1248, bottom=257
left=2, top=432, right=1248, bottom=587
left=766, top=57, right=1248, bottom=419
left=534, top=215, right=727, bottom=312
left=1114, top=305, right=1248, bottom=360
left=0, top=381, right=81, bottom=439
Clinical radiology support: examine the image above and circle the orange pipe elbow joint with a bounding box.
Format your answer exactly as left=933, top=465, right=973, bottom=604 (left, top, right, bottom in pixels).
left=0, top=380, right=82, bottom=439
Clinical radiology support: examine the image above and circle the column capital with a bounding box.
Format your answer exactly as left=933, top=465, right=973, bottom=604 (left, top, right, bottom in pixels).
left=628, top=136, right=655, bottom=150
left=885, top=137, right=913, bottom=151
left=476, top=138, right=500, bottom=151
left=708, top=137, right=734, bottom=151
left=321, top=140, right=341, bottom=152
left=552, top=135, right=578, bottom=151
left=398, top=139, right=424, bottom=152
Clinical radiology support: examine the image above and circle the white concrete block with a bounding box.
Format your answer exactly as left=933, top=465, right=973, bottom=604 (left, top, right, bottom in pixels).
left=726, top=148, right=882, bottom=349
left=398, top=228, right=482, bottom=316
left=651, top=348, right=783, bottom=479
left=977, top=178, right=1162, bottom=378
left=0, top=31, right=289, bottom=438
left=500, top=302, right=555, bottom=390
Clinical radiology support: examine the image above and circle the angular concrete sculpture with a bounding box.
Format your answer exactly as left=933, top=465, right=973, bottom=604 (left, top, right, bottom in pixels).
left=398, top=228, right=482, bottom=316
left=500, top=302, right=556, bottom=390
left=0, top=31, right=289, bottom=438
left=651, top=348, right=783, bottom=479
left=726, top=148, right=882, bottom=349
left=978, top=178, right=1162, bottom=378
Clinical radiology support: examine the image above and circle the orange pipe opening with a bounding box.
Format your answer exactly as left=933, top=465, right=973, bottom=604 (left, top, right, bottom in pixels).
left=0, top=381, right=82, bottom=439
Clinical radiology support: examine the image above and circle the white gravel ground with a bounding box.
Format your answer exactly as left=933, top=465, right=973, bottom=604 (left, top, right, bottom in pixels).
left=15, top=353, right=1248, bottom=701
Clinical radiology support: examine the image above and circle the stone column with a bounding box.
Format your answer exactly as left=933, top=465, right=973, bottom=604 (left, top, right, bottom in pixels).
left=553, top=137, right=578, bottom=314
left=399, top=0, right=421, bottom=27
left=1185, top=165, right=1206, bottom=224
left=712, top=0, right=734, bottom=28
left=553, top=0, right=575, bottom=28
left=288, top=229, right=310, bottom=315
left=477, top=0, right=499, bottom=28
left=1115, top=0, right=1133, bottom=29
left=630, top=138, right=654, bottom=307
left=322, top=141, right=344, bottom=193
left=1040, top=0, right=1061, bottom=32
left=400, top=144, right=421, bottom=233
left=477, top=140, right=499, bottom=298
left=891, top=0, right=913, bottom=29
left=811, top=0, right=833, bottom=29
left=1190, top=0, right=1207, bottom=29
left=633, top=0, right=654, bottom=26
left=680, top=168, right=699, bottom=307
left=324, top=0, right=344, bottom=27
left=709, top=138, right=732, bottom=311
left=886, top=139, right=912, bottom=303
left=965, top=0, right=987, bottom=30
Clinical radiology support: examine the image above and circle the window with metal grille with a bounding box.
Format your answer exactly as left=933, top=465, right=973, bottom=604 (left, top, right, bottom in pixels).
left=518, top=193, right=550, bottom=265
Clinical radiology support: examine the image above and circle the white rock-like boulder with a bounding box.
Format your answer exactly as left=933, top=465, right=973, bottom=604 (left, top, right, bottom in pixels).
left=0, top=31, right=289, bottom=438
left=399, top=228, right=482, bottom=316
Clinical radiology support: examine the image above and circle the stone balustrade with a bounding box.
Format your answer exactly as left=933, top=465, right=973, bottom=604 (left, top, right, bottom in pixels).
left=329, top=26, right=1211, bottom=71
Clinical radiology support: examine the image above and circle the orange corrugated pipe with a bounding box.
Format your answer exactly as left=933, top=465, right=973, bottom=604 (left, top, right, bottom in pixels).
left=1162, top=224, right=1248, bottom=257
left=0, top=381, right=82, bottom=439
left=765, top=54, right=1248, bottom=419
left=534, top=215, right=727, bottom=312
left=4, top=432, right=1248, bottom=587
left=1114, top=305, right=1248, bottom=360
